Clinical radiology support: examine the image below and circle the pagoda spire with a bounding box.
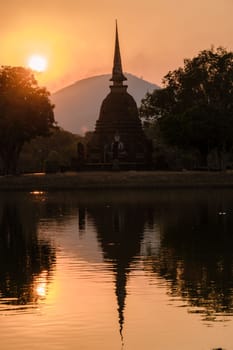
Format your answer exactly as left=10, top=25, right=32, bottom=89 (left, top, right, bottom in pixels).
left=110, top=20, right=127, bottom=86
left=115, top=264, right=127, bottom=346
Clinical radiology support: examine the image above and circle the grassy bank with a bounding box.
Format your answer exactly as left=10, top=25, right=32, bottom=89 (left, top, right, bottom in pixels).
left=1, top=171, right=233, bottom=191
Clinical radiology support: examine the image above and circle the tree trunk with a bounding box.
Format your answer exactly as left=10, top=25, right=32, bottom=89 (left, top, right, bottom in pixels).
left=0, top=144, right=22, bottom=175
left=218, top=151, right=227, bottom=171
left=199, top=151, right=209, bottom=170
left=217, top=143, right=227, bottom=171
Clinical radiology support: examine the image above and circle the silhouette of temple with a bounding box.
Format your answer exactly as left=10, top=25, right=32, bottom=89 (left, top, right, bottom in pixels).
left=85, top=200, right=145, bottom=343
left=86, top=22, right=151, bottom=168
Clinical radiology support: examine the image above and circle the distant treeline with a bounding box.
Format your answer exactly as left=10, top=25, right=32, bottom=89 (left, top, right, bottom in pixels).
left=19, top=128, right=83, bottom=174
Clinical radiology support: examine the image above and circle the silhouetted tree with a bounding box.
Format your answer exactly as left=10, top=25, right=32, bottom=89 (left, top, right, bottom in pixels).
left=20, top=128, right=83, bottom=172
left=140, top=47, right=233, bottom=168
left=0, top=66, right=55, bottom=174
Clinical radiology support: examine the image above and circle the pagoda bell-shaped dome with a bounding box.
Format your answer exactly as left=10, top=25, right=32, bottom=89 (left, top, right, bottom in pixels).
left=87, top=21, right=151, bottom=166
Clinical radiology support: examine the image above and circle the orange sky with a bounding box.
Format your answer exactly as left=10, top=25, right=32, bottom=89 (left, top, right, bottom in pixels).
left=1, top=0, right=233, bottom=92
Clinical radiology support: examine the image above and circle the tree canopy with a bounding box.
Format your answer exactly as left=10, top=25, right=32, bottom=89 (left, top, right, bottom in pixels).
left=140, top=47, right=233, bottom=164
left=20, top=128, right=83, bottom=173
left=0, top=66, right=55, bottom=174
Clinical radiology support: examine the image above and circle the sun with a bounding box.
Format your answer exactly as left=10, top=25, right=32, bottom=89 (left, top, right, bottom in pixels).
left=27, top=54, right=48, bottom=72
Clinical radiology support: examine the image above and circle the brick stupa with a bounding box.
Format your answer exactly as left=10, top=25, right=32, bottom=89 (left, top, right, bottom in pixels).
left=87, top=22, right=151, bottom=167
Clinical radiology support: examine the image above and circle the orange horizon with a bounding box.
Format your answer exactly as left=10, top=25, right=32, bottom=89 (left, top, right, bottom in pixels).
left=1, top=0, right=233, bottom=92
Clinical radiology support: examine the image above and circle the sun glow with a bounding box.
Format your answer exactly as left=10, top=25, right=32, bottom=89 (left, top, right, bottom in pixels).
left=27, top=54, right=48, bottom=72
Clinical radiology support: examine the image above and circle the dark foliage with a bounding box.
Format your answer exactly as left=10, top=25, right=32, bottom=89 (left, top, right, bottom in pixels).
left=20, top=128, right=83, bottom=173
left=0, top=66, right=55, bottom=174
left=140, top=47, right=233, bottom=167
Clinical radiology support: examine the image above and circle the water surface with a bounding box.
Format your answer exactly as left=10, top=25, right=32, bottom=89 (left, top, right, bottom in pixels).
left=0, top=189, right=233, bottom=350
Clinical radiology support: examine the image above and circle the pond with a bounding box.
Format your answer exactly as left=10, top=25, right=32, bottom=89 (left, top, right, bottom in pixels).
left=0, top=189, right=233, bottom=350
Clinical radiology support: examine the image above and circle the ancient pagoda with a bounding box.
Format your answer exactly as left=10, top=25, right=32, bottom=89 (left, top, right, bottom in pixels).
left=87, top=22, right=151, bottom=168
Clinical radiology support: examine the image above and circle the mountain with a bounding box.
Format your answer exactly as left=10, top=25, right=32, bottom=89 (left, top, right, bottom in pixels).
left=51, top=73, right=159, bottom=135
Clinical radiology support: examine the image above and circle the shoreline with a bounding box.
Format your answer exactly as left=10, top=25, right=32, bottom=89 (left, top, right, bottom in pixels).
left=1, top=170, right=233, bottom=191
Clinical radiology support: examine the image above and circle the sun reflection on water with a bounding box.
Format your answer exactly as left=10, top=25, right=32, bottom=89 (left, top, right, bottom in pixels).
left=30, top=191, right=47, bottom=202
left=36, top=283, right=46, bottom=298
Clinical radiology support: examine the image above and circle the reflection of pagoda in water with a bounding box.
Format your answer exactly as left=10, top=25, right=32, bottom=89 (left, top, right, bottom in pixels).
left=87, top=22, right=151, bottom=168
left=86, top=202, right=146, bottom=340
